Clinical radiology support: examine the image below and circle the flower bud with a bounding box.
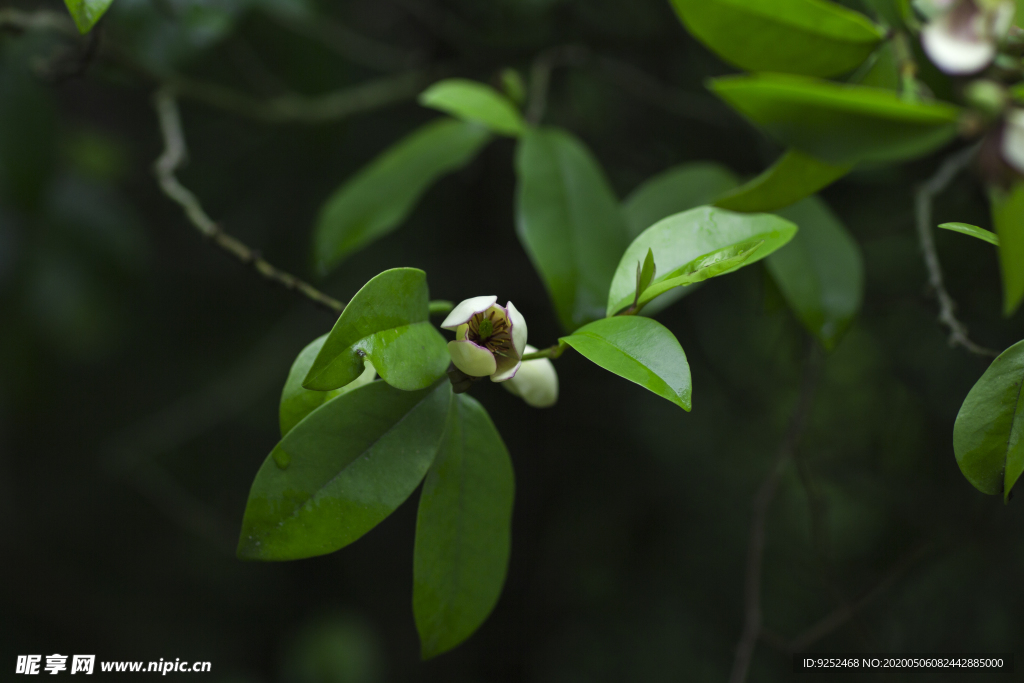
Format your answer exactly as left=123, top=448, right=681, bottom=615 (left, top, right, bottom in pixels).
left=502, top=345, right=558, bottom=408
left=441, top=296, right=528, bottom=382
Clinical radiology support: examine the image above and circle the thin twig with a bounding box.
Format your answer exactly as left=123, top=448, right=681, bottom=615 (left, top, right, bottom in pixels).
left=525, top=45, right=590, bottom=125
left=787, top=541, right=935, bottom=652
left=729, top=343, right=822, bottom=683
left=270, top=10, right=424, bottom=72
left=0, top=8, right=78, bottom=36
left=152, top=87, right=345, bottom=314
left=915, top=143, right=999, bottom=357
left=167, top=68, right=440, bottom=124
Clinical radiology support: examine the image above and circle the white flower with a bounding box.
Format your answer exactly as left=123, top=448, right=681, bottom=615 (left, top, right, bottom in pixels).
left=441, top=296, right=527, bottom=382
left=502, top=345, right=558, bottom=408
left=920, top=0, right=1015, bottom=74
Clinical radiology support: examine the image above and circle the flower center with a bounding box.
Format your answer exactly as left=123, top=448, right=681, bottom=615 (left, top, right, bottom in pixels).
left=467, top=310, right=512, bottom=355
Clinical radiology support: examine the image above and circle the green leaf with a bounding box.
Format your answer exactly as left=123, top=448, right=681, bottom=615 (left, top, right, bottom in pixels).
left=64, top=0, right=115, bottom=33
left=861, top=0, right=912, bottom=28
left=419, top=79, right=525, bottom=137
left=635, top=248, right=657, bottom=304
left=238, top=381, right=452, bottom=561
left=953, top=340, right=1024, bottom=502
left=560, top=316, right=692, bottom=411
left=709, top=73, right=961, bottom=165
left=714, top=149, right=851, bottom=213
left=279, top=335, right=376, bottom=437
left=669, top=0, right=882, bottom=77
left=938, top=222, right=1001, bottom=247
left=414, top=394, right=514, bottom=659
left=765, top=196, right=864, bottom=349
left=606, top=206, right=797, bottom=316
left=623, top=162, right=739, bottom=237
left=304, top=268, right=449, bottom=392
left=516, top=127, right=631, bottom=331
left=990, top=183, right=1024, bottom=316
left=313, top=119, right=491, bottom=273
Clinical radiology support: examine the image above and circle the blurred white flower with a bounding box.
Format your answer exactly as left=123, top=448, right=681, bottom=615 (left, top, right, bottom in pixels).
left=1001, top=108, right=1024, bottom=172
left=919, top=0, right=1014, bottom=74
left=441, top=296, right=527, bottom=381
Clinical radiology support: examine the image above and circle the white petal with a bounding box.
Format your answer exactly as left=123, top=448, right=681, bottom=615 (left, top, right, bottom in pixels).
left=440, top=296, right=498, bottom=330
left=456, top=323, right=469, bottom=341
left=1002, top=110, right=1024, bottom=173
left=502, top=345, right=558, bottom=407
left=448, top=340, right=497, bottom=377
left=922, top=18, right=996, bottom=74
left=505, top=300, right=528, bottom=358
left=490, top=353, right=522, bottom=382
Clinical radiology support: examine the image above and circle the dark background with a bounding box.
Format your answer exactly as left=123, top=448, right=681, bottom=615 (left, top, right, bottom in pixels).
left=2, top=0, right=1024, bottom=680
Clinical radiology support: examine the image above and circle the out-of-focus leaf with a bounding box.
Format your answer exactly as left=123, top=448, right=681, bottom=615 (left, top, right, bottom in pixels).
left=606, top=206, right=797, bottom=316
left=561, top=316, right=692, bottom=411
left=854, top=41, right=900, bottom=90
left=279, top=335, right=375, bottom=437
left=938, top=222, right=1000, bottom=246
left=516, top=127, right=631, bottom=331
left=280, top=614, right=383, bottom=683
left=419, top=79, right=525, bottom=136
left=238, top=381, right=451, bottom=561
left=709, top=73, right=960, bottom=164
left=765, top=196, right=864, bottom=349
left=669, top=0, right=882, bottom=77
left=313, top=119, right=491, bottom=273
left=953, top=339, right=1024, bottom=502
left=414, top=394, right=514, bottom=660
left=106, top=0, right=244, bottom=75
left=0, top=42, right=57, bottom=211
left=861, top=0, right=912, bottom=28
left=64, top=0, right=115, bottom=33
left=990, top=183, right=1024, bottom=316
left=714, top=149, right=851, bottom=213
left=304, top=268, right=448, bottom=392
left=623, top=162, right=739, bottom=237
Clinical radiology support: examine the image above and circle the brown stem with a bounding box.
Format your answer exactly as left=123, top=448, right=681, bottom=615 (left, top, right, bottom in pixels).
left=729, top=342, right=822, bottom=683
left=914, top=143, right=1000, bottom=357
left=152, top=88, right=346, bottom=314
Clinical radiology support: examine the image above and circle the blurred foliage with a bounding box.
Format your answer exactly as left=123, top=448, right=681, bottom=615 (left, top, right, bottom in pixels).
left=2, top=0, right=1024, bottom=681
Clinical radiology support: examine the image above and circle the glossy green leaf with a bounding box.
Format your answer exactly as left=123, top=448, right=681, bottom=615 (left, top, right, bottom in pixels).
left=765, top=196, right=864, bottom=349
left=279, top=335, right=375, bottom=437
left=714, top=149, right=851, bottom=213
left=606, top=206, right=798, bottom=316
left=419, top=79, right=525, bottom=137
left=238, top=381, right=452, bottom=561
left=953, top=340, right=1024, bottom=501
left=414, top=394, right=514, bottom=659
left=64, top=0, right=115, bottom=33
left=709, top=74, right=961, bottom=165
left=938, top=222, right=1000, bottom=247
left=304, top=269, right=449, bottom=392
left=623, top=162, right=739, bottom=237
left=990, top=183, right=1024, bottom=316
left=670, top=0, right=882, bottom=77
left=561, top=316, right=692, bottom=411
left=313, top=119, right=491, bottom=273
left=516, top=127, right=631, bottom=331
